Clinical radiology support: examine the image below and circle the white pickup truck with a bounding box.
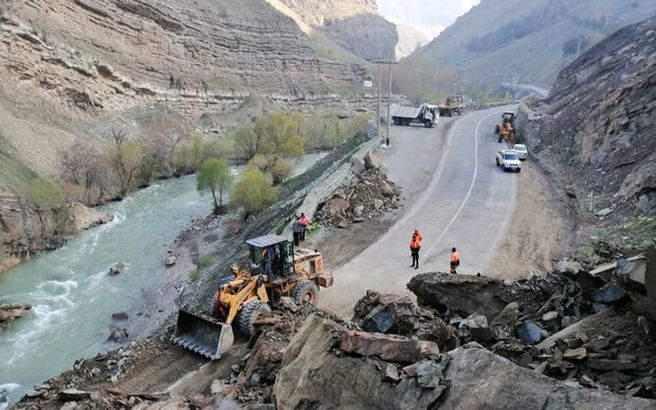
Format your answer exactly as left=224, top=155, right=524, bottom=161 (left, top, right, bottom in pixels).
left=496, top=150, right=522, bottom=173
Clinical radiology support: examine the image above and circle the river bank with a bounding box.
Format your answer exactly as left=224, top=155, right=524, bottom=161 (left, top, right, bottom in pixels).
left=0, top=152, right=328, bottom=403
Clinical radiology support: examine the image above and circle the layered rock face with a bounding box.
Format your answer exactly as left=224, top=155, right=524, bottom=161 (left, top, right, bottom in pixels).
left=1, top=0, right=368, bottom=115
left=0, top=0, right=373, bottom=268
left=278, top=0, right=398, bottom=61
left=517, top=17, right=656, bottom=215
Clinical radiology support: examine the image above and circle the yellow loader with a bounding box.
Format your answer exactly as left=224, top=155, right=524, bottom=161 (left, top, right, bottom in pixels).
left=495, top=111, right=518, bottom=142
left=172, top=235, right=333, bottom=359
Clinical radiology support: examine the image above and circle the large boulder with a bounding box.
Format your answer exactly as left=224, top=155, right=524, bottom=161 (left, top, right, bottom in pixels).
left=352, top=291, right=418, bottom=335
left=274, top=314, right=446, bottom=410
left=352, top=290, right=461, bottom=351
left=407, top=272, right=512, bottom=317
left=440, top=344, right=656, bottom=409
left=340, top=330, right=439, bottom=363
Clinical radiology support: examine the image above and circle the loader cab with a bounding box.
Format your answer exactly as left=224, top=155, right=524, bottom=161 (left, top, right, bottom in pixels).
left=246, top=235, right=295, bottom=280
left=502, top=111, right=515, bottom=124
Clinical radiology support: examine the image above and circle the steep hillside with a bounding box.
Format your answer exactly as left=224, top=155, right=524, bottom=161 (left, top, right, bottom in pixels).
left=0, top=0, right=369, bottom=174
left=517, top=17, right=656, bottom=222
left=399, top=0, right=656, bottom=98
left=276, top=0, right=398, bottom=61
left=0, top=0, right=373, bottom=270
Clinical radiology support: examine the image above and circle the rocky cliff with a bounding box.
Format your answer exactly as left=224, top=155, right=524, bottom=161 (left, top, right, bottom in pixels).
left=517, top=16, right=656, bottom=218
left=399, top=0, right=656, bottom=97
left=277, top=0, right=398, bottom=61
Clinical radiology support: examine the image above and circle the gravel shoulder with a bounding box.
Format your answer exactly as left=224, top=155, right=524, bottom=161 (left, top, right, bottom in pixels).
left=487, top=156, right=576, bottom=280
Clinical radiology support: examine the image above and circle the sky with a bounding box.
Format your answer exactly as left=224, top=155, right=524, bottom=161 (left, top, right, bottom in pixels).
left=377, top=0, right=480, bottom=27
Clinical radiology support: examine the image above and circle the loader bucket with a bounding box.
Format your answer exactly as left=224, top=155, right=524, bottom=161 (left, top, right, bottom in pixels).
left=172, top=310, right=234, bottom=360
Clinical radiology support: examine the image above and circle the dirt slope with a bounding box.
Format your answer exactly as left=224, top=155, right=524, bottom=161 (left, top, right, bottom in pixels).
left=517, top=16, right=656, bottom=220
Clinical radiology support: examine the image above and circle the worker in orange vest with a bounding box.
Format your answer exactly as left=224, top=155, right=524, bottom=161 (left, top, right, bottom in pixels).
left=298, top=213, right=311, bottom=241
left=409, top=229, right=423, bottom=269
left=450, top=247, right=460, bottom=274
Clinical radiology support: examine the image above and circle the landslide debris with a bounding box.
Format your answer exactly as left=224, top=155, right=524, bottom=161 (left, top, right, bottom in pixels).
left=15, top=253, right=656, bottom=408
left=404, top=266, right=656, bottom=400
left=14, top=338, right=169, bottom=409
left=314, top=164, right=401, bottom=229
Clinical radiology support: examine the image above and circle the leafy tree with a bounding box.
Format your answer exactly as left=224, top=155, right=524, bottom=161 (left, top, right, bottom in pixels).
left=232, top=126, right=260, bottom=160
left=231, top=167, right=278, bottom=219
left=197, top=157, right=233, bottom=214
left=255, top=111, right=304, bottom=158
left=108, top=142, right=144, bottom=198
left=237, top=112, right=305, bottom=184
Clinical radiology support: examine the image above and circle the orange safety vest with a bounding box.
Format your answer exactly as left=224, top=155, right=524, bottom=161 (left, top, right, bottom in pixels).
left=450, top=251, right=460, bottom=263
left=410, top=237, right=421, bottom=250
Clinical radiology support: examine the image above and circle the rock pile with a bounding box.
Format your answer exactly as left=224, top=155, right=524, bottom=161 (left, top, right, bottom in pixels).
left=404, top=267, right=656, bottom=399
left=15, top=340, right=161, bottom=409
left=314, top=167, right=401, bottom=229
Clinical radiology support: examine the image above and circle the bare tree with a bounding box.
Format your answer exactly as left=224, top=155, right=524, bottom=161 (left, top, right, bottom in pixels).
left=60, top=141, right=110, bottom=204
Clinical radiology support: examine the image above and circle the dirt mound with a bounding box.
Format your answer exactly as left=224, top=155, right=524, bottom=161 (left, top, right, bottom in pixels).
left=314, top=167, right=401, bottom=229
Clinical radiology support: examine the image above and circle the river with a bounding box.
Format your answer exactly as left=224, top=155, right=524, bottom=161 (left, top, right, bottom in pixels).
left=0, top=154, right=324, bottom=403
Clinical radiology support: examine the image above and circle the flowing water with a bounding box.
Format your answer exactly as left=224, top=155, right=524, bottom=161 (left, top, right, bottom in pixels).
left=0, top=154, right=324, bottom=403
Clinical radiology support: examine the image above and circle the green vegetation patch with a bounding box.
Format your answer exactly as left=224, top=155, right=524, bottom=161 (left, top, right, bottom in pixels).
left=593, top=215, right=656, bottom=253
left=198, top=255, right=215, bottom=270
left=0, top=134, right=39, bottom=193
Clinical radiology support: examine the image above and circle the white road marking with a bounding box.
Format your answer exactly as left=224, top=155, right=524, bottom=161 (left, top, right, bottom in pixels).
left=374, top=116, right=460, bottom=242
left=424, top=111, right=500, bottom=259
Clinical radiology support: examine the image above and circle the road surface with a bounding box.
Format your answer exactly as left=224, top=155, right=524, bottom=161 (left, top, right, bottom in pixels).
left=320, top=107, right=519, bottom=316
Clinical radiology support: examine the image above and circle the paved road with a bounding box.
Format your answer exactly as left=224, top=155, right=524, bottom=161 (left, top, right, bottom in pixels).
left=320, top=107, right=519, bottom=316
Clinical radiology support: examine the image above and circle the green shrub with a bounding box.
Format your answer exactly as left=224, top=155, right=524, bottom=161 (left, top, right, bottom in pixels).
left=231, top=167, right=278, bottom=219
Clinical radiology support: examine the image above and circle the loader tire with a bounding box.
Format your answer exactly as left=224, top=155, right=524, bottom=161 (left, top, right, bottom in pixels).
left=495, top=124, right=500, bottom=134
left=292, top=281, right=319, bottom=305
left=238, top=300, right=271, bottom=339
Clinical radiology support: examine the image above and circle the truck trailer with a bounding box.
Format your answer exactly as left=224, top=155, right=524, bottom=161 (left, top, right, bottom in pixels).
left=392, top=104, right=439, bottom=128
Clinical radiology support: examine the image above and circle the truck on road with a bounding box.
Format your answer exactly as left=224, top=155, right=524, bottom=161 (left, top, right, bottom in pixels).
left=392, top=104, right=439, bottom=128
left=438, top=95, right=464, bottom=117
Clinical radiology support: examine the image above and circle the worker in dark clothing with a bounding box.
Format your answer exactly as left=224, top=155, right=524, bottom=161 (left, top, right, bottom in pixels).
left=450, top=247, right=460, bottom=274
left=409, top=229, right=423, bottom=269
left=291, top=217, right=303, bottom=246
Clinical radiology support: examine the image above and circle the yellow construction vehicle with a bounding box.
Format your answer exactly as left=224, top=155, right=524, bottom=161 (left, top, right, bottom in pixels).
left=495, top=111, right=517, bottom=142
left=172, top=234, right=333, bottom=359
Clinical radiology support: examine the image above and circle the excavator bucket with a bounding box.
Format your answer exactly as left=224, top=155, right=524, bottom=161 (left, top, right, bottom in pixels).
left=172, top=310, right=234, bottom=360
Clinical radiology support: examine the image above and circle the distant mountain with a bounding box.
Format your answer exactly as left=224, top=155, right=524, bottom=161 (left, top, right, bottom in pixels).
left=398, top=0, right=656, bottom=99
left=272, top=0, right=398, bottom=61
left=388, top=18, right=443, bottom=59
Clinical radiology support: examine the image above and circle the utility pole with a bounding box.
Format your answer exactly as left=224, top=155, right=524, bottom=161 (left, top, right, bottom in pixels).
left=377, top=63, right=382, bottom=142
left=386, top=63, right=393, bottom=147
left=372, top=60, right=398, bottom=147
